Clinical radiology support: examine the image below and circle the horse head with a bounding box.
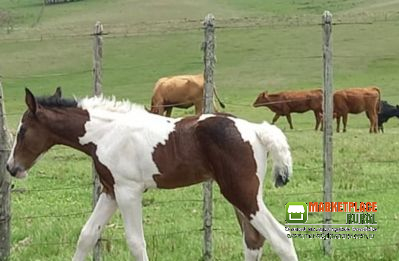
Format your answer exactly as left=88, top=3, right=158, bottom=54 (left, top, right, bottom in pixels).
left=6, top=88, right=60, bottom=178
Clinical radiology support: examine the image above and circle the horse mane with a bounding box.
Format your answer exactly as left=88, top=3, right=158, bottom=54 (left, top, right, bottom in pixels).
left=78, top=96, right=145, bottom=114
left=36, top=94, right=145, bottom=116
left=36, top=96, right=78, bottom=108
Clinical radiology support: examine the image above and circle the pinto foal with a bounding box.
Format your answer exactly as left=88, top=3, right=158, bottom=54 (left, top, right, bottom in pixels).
left=7, top=88, right=298, bottom=261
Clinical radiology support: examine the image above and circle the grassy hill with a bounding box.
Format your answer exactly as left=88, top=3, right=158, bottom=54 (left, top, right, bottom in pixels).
left=1, top=1, right=399, bottom=260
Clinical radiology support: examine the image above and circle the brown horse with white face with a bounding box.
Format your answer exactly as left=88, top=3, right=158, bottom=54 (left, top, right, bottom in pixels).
left=7, top=88, right=298, bottom=261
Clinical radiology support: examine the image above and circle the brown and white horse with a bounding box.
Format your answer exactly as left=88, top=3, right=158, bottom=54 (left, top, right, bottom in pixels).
left=7, top=88, right=298, bottom=261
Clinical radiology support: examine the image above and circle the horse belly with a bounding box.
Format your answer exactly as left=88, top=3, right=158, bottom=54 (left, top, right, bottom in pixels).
left=152, top=161, right=211, bottom=189
left=287, top=101, right=311, bottom=113
left=172, top=102, right=194, bottom=109
left=348, top=106, right=365, bottom=114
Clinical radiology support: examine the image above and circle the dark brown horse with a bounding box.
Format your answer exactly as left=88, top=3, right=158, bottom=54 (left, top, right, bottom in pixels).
left=7, top=88, right=298, bottom=261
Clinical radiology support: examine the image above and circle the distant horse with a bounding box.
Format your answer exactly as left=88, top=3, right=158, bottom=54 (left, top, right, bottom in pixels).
left=7, top=88, right=298, bottom=261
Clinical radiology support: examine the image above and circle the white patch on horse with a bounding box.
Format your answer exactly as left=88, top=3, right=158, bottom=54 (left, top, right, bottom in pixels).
left=230, top=117, right=267, bottom=186
left=7, top=120, right=28, bottom=179
left=249, top=203, right=297, bottom=261
left=78, top=97, right=176, bottom=188
left=7, top=121, right=21, bottom=165
left=243, top=245, right=262, bottom=261
left=198, top=114, right=215, bottom=122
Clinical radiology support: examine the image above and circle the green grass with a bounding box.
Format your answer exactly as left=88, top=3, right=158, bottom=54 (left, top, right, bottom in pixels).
left=2, top=0, right=399, bottom=260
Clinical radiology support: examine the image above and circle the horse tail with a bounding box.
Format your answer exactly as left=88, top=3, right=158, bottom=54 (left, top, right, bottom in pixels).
left=213, top=85, right=225, bottom=109
left=256, top=122, right=293, bottom=187
left=375, top=86, right=381, bottom=113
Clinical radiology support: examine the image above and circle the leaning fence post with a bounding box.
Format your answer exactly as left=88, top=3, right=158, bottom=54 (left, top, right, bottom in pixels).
left=0, top=80, right=12, bottom=261
left=322, top=10, right=333, bottom=256
left=92, top=21, right=103, bottom=261
left=202, top=13, right=216, bottom=261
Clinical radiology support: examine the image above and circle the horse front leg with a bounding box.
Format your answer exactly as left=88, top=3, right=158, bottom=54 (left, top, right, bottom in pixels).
left=165, top=106, right=173, bottom=117
left=73, top=193, right=117, bottom=261
left=286, top=114, right=294, bottom=129
left=342, top=114, right=348, bottom=132
left=114, top=183, right=148, bottom=261
left=271, top=114, right=280, bottom=125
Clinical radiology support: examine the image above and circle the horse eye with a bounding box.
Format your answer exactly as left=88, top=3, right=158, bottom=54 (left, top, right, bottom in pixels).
left=17, top=126, right=26, bottom=141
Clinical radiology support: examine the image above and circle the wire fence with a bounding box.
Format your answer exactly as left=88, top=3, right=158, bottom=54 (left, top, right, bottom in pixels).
left=6, top=176, right=398, bottom=255
left=1, top=11, right=399, bottom=260
left=2, top=11, right=399, bottom=41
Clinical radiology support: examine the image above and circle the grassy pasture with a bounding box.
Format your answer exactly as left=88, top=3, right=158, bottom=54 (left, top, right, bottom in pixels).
left=2, top=0, right=399, bottom=260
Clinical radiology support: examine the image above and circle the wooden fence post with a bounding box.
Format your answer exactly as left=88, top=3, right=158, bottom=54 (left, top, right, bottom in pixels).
left=92, top=21, right=103, bottom=261
left=93, top=21, right=103, bottom=96
left=0, top=80, right=12, bottom=261
left=202, top=13, right=216, bottom=261
left=322, top=10, right=333, bottom=256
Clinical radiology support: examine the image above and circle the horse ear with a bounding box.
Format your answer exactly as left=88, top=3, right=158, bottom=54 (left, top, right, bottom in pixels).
left=54, top=86, right=62, bottom=98
left=25, top=88, right=37, bottom=114
left=263, top=91, right=268, bottom=98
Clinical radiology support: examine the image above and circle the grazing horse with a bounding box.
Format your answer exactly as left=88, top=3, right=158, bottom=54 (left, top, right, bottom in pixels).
left=7, top=88, right=298, bottom=261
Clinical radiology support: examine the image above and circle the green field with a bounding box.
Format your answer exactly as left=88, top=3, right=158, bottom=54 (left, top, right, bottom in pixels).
left=1, top=0, right=399, bottom=260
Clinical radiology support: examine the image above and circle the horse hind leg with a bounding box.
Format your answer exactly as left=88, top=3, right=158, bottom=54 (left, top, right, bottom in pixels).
left=234, top=209, right=265, bottom=261
left=314, top=111, right=321, bottom=131
left=219, top=180, right=297, bottom=260
left=249, top=200, right=298, bottom=261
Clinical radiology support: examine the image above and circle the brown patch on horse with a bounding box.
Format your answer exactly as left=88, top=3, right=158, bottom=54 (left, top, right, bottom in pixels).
left=152, top=115, right=259, bottom=218
left=152, top=116, right=212, bottom=188
left=235, top=209, right=265, bottom=249
left=195, top=117, right=259, bottom=218
left=34, top=104, right=116, bottom=196
left=87, top=143, right=115, bottom=196
left=43, top=107, right=116, bottom=196
left=61, top=110, right=116, bottom=197
left=48, top=108, right=116, bottom=196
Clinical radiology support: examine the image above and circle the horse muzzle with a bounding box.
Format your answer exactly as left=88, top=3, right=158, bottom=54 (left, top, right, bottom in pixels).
left=6, top=163, right=27, bottom=179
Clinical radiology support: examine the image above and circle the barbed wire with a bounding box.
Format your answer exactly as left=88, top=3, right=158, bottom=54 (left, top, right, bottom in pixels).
left=1, top=14, right=399, bottom=43
left=2, top=91, right=396, bottom=113
left=2, top=69, right=92, bottom=80
left=11, top=183, right=92, bottom=193
left=11, top=211, right=92, bottom=221
left=4, top=185, right=397, bottom=224
left=8, top=227, right=398, bottom=254
left=2, top=49, right=399, bottom=81
left=7, top=181, right=398, bottom=203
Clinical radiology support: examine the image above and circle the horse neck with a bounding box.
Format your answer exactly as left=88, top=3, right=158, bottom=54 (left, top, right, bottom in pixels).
left=42, top=107, right=92, bottom=155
